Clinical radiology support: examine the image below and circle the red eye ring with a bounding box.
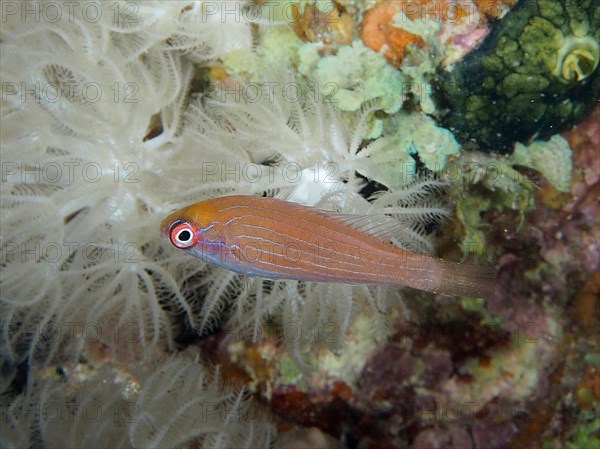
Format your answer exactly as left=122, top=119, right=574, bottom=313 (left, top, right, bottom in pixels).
left=169, top=222, right=198, bottom=249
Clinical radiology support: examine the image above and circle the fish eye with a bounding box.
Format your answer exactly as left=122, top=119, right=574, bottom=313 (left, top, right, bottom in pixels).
left=169, top=221, right=197, bottom=249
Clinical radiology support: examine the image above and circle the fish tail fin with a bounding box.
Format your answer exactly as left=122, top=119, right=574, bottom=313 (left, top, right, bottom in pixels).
left=431, top=259, right=497, bottom=298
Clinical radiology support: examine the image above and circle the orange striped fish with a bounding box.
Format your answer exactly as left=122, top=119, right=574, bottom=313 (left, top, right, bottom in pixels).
left=161, top=195, right=496, bottom=297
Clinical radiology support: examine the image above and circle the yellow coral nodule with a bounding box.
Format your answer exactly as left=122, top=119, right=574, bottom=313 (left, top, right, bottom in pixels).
left=562, top=48, right=597, bottom=81
left=554, top=35, right=599, bottom=83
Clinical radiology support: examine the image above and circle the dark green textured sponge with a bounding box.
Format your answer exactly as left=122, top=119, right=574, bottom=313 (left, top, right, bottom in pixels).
left=433, top=0, right=600, bottom=153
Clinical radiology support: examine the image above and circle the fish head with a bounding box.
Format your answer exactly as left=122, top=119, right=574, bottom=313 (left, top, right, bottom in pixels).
left=160, top=200, right=221, bottom=254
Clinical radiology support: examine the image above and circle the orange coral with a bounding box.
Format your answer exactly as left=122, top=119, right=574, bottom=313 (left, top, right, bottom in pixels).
left=360, top=0, right=426, bottom=67
left=474, top=0, right=518, bottom=20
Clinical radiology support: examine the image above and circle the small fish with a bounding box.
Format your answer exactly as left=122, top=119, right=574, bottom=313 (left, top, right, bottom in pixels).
left=161, top=195, right=496, bottom=297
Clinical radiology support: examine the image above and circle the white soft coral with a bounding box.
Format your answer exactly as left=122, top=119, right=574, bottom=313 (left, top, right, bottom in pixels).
left=2, top=354, right=274, bottom=449
left=175, top=78, right=450, bottom=350
left=1, top=3, right=451, bottom=446
left=0, top=1, right=253, bottom=370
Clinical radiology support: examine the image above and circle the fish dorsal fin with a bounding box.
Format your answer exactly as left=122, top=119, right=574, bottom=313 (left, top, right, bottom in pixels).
left=325, top=212, right=409, bottom=243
